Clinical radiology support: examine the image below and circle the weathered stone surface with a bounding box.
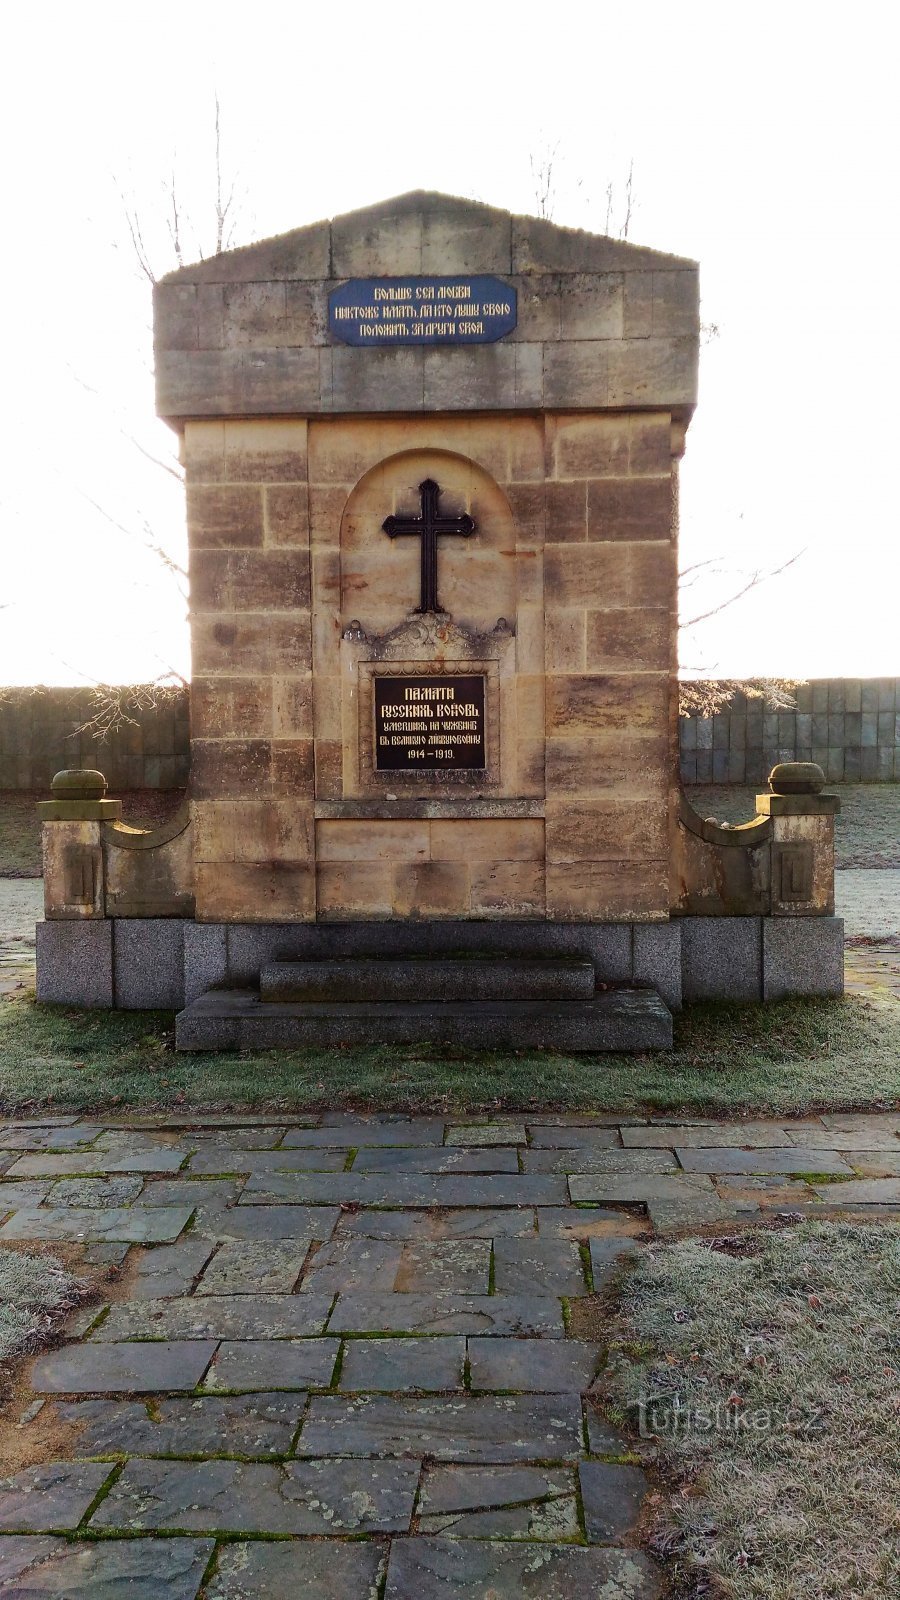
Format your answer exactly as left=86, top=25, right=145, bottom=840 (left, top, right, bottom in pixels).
left=56, top=1393, right=302, bottom=1457
left=298, top=1238, right=403, bottom=1294
left=468, top=1338, right=599, bottom=1393
left=207, top=1539, right=386, bottom=1599
left=584, top=1399, right=627, bottom=1454
left=525, top=1149, right=677, bottom=1175
left=126, top=1239, right=215, bottom=1299
left=0, top=1462, right=112, bottom=1531
left=93, top=1294, right=331, bottom=1342
left=352, top=1147, right=520, bottom=1173
left=579, top=1460, right=649, bottom=1542
left=335, top=1207, right=536, bottom=1240
left=528, top=1126, right=620, bottom=1149
left=31, top=1340, right=218, bottom=1394
left=340, top=1337, right=466, bottom=1392
left=0, top=1537, right=214, bottom=1598
left=647, top=1191, right=749, bottom=1231
left=35, top=920, right=113, bottom=1008
left=186, top=1147, right=346, bottom=1174
left=7, top=1150, right=186, bottom=1175
left=810, top=1178, right=900, bottom=1203
left=115, top=919, right=186, bottom=1009
left=283, top=1120, right=445, bottom=1147
left=536, top=1208, right=643, bottom=1240
left=327, top=1294, right=564, bottom=1338
left=394, top=1241, right=491, bottom=1294
left=48, top=1176, right=144, bottom=1207
left=191, top=1204, right=340, bottom=1241
left=295, top=1394, right=583, bottom=1462
left=0, top=1206, right=192, bottom=1243
left=241, top=1172, right=568, bottom=1207
left=91, top=1456, right=419, bottom=1534
left=680, top=917, right=762, bottom=1002
left=0, top=1125, right=104, bottom=1151
left=0, top=1181, right=52, bottom=1210
left=762, top=916, right=844, bottom=999
left=418, top=1465, right=578, bottom=1539
left=446, top=1124, right=527, bottom=1146
left=589, top=1236, right=640, bottom=1282
left=621, top=1123, right=793, bottom=1149
left=384, top=1536, right=660, bottom=1597
left=677, top=1147, right=853, bottom=1176
left=197, top=1242, right=308, bottom=1295
left=491, top=1237, right=587, bottom=1295
left=203, top=1339, right=339, bottom=1391
left=568, top=1175, right=714, bottom=1204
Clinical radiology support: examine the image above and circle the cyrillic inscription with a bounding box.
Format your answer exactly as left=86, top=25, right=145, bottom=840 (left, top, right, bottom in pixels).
left=374, top=675, right=486, bottom=770
left=329, top=277, right=517, bottom=346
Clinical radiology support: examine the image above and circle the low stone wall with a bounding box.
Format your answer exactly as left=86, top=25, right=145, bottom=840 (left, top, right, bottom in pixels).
left=0, top=688, right=189, bottom=791
left=679, top=679, right=900, bottom=785
left=3, top=680, right=898, bottom=791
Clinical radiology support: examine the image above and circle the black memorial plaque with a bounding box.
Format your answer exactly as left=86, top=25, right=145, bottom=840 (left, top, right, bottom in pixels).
left=374, top=676, right=486, bottom=772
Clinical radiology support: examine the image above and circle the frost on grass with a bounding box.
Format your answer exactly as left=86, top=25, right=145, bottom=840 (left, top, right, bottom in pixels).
left=604, top=1223, right=900, bottom=1599
left=0, top=1247, right=83, bottom=1370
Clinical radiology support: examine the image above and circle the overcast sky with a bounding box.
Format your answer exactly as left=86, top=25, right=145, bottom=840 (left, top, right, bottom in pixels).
left=2, top=1, right=897, bottom=686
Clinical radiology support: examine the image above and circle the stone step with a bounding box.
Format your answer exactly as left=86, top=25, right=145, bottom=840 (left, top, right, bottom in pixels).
left=259, top=956, right=596, bottom=1005
left=175, top=988, right=672, bottom=1053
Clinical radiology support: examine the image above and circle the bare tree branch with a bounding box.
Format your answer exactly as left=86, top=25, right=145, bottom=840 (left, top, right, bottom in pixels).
left=620, top=159, right=634, bottom=239
left=681, top=551, right=805, bottom=630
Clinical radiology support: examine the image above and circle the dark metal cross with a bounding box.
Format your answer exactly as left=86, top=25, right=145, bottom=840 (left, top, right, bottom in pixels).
left=382, top=479, right=476, bottom=614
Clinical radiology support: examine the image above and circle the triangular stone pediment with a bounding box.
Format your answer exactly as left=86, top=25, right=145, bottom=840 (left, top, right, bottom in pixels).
left=160, top=189, right=696, bottom=284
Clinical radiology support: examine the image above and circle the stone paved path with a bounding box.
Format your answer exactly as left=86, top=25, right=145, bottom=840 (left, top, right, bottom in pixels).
left=1, top=1113, right=898, bottom=1596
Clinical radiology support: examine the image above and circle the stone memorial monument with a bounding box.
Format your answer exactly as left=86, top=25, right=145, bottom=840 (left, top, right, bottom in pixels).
left=36, top=193, right=843, bottom=1048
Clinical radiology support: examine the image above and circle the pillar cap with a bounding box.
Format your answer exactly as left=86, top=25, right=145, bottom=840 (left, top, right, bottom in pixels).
left=51, top=769, right=107, bottom=800
left=768, top=761, right=825, bottom=795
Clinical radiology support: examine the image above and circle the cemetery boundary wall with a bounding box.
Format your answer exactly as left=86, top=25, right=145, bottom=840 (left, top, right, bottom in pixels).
left=2, top=680, right=898, bottom=791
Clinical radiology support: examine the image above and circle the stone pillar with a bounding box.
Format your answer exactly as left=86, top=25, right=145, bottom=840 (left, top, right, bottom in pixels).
left=754, top=762, right=839, bottom=917
left=38, top=770, right=121, bottom=920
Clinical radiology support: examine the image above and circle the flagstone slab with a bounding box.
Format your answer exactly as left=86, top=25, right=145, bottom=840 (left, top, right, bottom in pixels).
left=126, top=1239, right=216, bottom=1299
left=187, top=1127, right=289, bottom=1149
left=283, top=1120, right=445, bottom=1147
left=622, top=1123, right=793, bottom=1149
left=647, top=1192, right=750, bottom=1231
left=584, top=1400, right=628, bottom=1454
left=844, top=1153, right=900, bottom=1176
left=394, top=1241, right=491, bottom=1294
left=203, top=1339, right=339, bottom=1391
left=821, top=1113, right=900, bottom=1133
left=90, top=1456, right=419, bottom=1534
left=810, top=1177, right=900, bottom=1203
left=383, top=1537, right=661, bottom=1597
left=525, top=1149, right=677, bottom=1175
left=335, top=1207, right=536, bottom=1240
left=0, top=1536, right=214, bottom=1598
left=536, top=1207, right=644, bottom=1239
left=187, top=1148, right=347, bottom=1175
left=295, top=1394, right=583, bottom=1462
left=0, top=1462, right=113, bottom=1531
left=568, top=1176, right=714, bottom=1204
left=492, top=1237, right=586, bottom=1296
left=579, top=1460, right=649, bottom=1542
left=784, top=1127, right=900, bottom=1151
left=0, top=1127, right=105, bottom=1151
left=677, top=1148, right=853, bottom=1175
left=133, top=1179, right=244, bottom=1209
left=191, top=1204, right=340, bottom=1242
left=418, top=1464, right=578, bottom=1538
left=339, top=1337, right=466, bottom=1393
left=31, top=1339, right=218, bottom=1394
left=55, top=1393, right=304, bottom=1457
left=327, top=1294, right=564, bottom=1338
left=198, top=1242, right=308, bottom=1295
left=352, top=1147, right=520, bottom=1173
left=446, top=1125, right=527, bottom=1146
left=0, top=1182, right=52, bottom=1211
left=0, top=1206, right=193, bottom=1244
left=589, top=1237, right=640, bottom=1283
left=48, top=1177, right=144, bottom=1207
left=468, top=1338, right=600, bottom=1393
left=93, top=1294, right=331, bottom=1342
left=241, top=1173, right=568, bottom=1207
left=528, top=1126, right=621, bottom=1149
left=298, top=1238, right=403, bottom=1294
left=207, top=1539, right=387, bottom=1599
left=6, top=1150, right=186, bottom=1176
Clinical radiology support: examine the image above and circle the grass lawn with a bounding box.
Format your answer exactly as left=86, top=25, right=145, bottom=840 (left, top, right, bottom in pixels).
left=0, top=989, right=897, bottom=1117
left=600, top=1222, right=900, bottom=1599
left=0, top=1248, right=82, bottom=1372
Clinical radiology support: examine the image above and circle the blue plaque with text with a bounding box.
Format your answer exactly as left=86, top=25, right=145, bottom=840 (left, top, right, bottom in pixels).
left=328, top=276, right=517, bottom=347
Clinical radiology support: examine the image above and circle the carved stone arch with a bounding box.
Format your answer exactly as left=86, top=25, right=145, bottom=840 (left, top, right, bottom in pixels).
left=338, top=448, right=517, bottom=635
